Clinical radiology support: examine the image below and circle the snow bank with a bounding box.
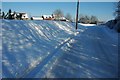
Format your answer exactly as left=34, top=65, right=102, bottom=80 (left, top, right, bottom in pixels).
left=79, top=23, right=96, bottom=26
left=114, top=21, right=120, bottom=32
left=2, top=20, right=77, bottom=78
left=105, top=20, right=120, bottom=33
left=105, top=20, right=116, bottom=29
left=2, top=20, right=118, bottom=78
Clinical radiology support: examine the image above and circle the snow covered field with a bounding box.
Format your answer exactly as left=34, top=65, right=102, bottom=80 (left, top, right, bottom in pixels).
left=1, top=20, right=118, bottom=78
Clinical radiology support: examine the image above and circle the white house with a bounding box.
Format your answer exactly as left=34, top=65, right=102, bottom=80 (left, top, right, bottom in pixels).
left=19, top=12, right=29, bottom=20
left=13, top=12, right=29, bottom=20
left=42, top=14, right=55, bottom=20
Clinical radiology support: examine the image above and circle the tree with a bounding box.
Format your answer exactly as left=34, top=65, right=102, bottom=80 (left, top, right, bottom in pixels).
left=2, top=12, right=5, bottom=19
left=31, top=17, right=33, bottom=20
left=85, top=15, right=91, bottom=23
left=79, top=15, right=86, bottom=23
left=8, top=9, right=12, bottom=19
left=79, top=15, right=90, bottom=24
left=114, top=1, right=120, bottom=33
left=19, top=13, right=22, bottom=20
left=79, top=14, right=99, bottom=24
left=90, top=15, right=98, bottom=24
left=116, top=1, right=120, bottom=21
left=53, top=9, right=64, bottom=20
left=65, top=13, right=73, bottom=22
left=0, top=9, right=2, bottom=19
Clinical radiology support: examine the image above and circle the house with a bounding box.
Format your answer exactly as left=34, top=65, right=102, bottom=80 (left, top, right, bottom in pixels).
left=42, top=14, right=55, bottom=20
left=5, top=12, right=29, bottom=20
left=19, top=12, right=29, bottom=20
left=42, top=14, right=69, bottom=21
left=31, top=14, right=70, bottom=22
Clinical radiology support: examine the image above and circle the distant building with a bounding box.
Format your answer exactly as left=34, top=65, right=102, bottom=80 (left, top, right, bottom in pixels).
left=42, top=14, right=69, bottom=21
left=5, top=12, right=29, bottom=20
left=19, top=12, right=29, bottom=20
left=31, top=14, right=70, bottom=22
left=42, top=14, right=55, bottom=20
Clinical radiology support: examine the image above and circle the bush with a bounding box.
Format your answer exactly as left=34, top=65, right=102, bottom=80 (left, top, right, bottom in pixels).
left=114, top=21, right=120, bottom=33
left=106, top=20, right=117, bottom=29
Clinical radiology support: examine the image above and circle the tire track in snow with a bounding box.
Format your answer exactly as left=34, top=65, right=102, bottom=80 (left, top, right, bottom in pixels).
left=19, top=35, right=77, bottom=78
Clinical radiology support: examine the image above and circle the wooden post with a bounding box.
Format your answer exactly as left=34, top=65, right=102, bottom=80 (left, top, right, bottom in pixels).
left=76, top=0, right=79, bottom=30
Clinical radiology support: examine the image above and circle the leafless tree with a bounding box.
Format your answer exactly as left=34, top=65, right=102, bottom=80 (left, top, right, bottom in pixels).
left=116, top=1, right=120, bottom=21
left=91, top=15, right=98, bottom=24
left=53, top=9, right=64, bottom=20
left=65, top=13, right=73, bottom=22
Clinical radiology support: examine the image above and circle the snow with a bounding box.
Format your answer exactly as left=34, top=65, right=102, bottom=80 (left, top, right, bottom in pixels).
left=1, top=20, right=118, bottom=78
left=32, top=17, right=43, bottom=20
left=79, top=23, right=96, bottom=26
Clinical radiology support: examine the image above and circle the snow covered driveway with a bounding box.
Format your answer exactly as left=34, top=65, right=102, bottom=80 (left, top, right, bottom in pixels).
left=1, top=20, right=118, bottom=78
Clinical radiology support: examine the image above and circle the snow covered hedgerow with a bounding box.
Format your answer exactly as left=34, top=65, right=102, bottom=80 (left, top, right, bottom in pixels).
left=106, top=20, right=117, bottom=29
left=114, top=20, right=120, bottom=33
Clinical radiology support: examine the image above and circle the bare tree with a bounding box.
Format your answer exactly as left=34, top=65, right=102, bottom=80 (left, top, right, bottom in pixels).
left=114, top=1, right=120, bottom=32
left=65, top=13, right=73, bottom=22
left=116, top=1, right=120, bottom=21
left=53, top=9, right=64, bottom=20
left=79, top=15, right=91, bottom=24
left=79, top=15, right=86, bottom=23
left=91, top=15, right=98, bottom=24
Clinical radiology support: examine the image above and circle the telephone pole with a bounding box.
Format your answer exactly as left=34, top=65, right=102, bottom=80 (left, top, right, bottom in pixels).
left=76, top=0, right=79, bottom=30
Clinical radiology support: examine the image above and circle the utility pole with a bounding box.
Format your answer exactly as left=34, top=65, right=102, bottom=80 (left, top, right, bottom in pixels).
left=76, top=0, right=79, bottom=30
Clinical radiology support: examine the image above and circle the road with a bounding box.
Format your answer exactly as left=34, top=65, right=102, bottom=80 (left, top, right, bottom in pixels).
left=41, top=25, right=118, bottom=78
left=23, top=25, right=118, bottom=78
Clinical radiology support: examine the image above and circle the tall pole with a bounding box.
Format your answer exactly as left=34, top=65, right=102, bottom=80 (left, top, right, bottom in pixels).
left=76, top=0, right=79, bottom=30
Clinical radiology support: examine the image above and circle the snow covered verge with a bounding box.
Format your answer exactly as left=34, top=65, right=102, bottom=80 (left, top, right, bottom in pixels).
left=1, top=20, right=118, bottom=78
left=79, top=23, right=96, bottom=26
left=106, top=20, right=120, bottom=33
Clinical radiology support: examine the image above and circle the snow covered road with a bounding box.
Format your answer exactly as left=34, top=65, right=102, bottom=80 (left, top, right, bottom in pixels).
left=42, top=26, right=118, bottom=78
left=1, top=20, right=118, bottom=78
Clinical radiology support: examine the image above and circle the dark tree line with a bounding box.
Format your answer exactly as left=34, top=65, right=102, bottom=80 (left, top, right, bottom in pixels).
left=115, top=1, right=120, bottom=21
left=106, top=1, right=120, bottom=33
left=115, top=1, right=120, bottom=32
